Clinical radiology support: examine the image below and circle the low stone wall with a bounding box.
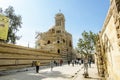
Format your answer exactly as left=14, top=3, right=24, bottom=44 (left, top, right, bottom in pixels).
left=0, top=43, right=62, bottom=71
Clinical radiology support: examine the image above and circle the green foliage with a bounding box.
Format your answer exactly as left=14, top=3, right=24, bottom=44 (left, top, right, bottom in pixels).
left=77, top=31, right=98, bottom=56
left=3, top=6, right=22, bottom=44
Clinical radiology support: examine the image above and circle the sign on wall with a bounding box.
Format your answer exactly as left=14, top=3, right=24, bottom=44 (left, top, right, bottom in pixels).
left=0, top=14, right=9, bottom=40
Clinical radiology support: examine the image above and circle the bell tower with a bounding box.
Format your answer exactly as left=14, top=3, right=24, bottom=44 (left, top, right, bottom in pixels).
left=55, top=12, right=65, bottom=30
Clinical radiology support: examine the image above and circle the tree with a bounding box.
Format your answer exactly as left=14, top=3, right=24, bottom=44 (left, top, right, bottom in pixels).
left=77, top=31, right=98, bottom=56
left=3, top=6, right=22, bottom=44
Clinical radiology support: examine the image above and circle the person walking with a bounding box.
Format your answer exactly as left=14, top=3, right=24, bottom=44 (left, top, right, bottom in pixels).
left=35, top=61, right=40, bottom=73
left=50, top=60, right=54, bottom=71
left=72, top=60, right=74, bottom=67
left=83, top=56, right=89, bottom=78
left=60, top=59, right=63, bottom=66
left=78, top=59, right=81, bottom=65
left=68, top=60, right=70, bottom=65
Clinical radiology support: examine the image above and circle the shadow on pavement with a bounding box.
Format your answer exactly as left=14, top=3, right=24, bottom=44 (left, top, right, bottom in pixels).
left=87, top=77, right=102, bottom=80
left=27, top=70, right=71, bottom=80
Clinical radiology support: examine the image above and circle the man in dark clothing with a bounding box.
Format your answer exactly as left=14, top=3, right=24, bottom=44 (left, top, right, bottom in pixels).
left=68, top=60, right=70, bottom=65
left=35, top=61, right=40, bottom=73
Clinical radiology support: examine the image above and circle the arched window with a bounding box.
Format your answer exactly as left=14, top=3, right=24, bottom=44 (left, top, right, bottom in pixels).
left=52, top=29, right=55, bottom=33
left=67, top=48, right=68, bottom=51
left=63, top=39, right=65, bottom=43
left=56, top=20, right=61, bottom=26
left=58, top=49, right=60, bottom=53
left=47, top=40, right=50, bottom=44
left=57, top=41, right=60, bottom=43
left=56, top=30, right=61, bottom=33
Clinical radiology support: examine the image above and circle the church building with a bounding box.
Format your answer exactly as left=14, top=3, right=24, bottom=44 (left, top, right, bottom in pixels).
left=35, top=12, right=73, bottom=61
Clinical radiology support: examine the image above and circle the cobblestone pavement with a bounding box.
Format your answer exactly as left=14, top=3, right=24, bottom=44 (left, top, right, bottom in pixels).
left=0, top=64, right=102, bottom=80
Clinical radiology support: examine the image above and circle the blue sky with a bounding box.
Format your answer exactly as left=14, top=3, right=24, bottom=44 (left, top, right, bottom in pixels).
left=0, top=0, right=110, bottom=48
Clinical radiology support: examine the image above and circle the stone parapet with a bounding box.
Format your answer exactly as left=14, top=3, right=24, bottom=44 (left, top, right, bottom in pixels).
left=0, top=43, right=62, bottom=71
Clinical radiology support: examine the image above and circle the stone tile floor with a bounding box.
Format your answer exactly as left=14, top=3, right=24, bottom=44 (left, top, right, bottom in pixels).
left=0, top=64, right=103, bottom=80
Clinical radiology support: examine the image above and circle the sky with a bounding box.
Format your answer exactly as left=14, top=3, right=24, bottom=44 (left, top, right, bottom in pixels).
left=0, top=0, right=110, bottom=48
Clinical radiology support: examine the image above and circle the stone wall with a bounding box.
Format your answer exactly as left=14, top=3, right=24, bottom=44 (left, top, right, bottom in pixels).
left=96, top=0, right=120, bottom=79
left=0, top=43, right=62, bottom=71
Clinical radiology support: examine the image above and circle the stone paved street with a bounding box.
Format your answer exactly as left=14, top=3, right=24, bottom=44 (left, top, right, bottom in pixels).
left=0, top=64, right=102, bottom=80
left=72, top=64, right=103, bottom=80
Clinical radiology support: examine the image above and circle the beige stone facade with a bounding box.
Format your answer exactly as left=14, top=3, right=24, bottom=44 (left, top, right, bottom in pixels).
left=35, top=13, right=73, bottom=61
left=96, top=0, right=120, bottom=80
left=0, top=43, right=62, bottom=71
